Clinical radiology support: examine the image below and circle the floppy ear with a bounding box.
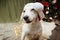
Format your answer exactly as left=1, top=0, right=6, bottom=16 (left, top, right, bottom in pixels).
left=36, top=11, right=45, bottom=21
left=20, top=12, right=24, bottom=22
left=39, top=11, right=45, bottom=19
left=34, top=2, right=45, bottom=20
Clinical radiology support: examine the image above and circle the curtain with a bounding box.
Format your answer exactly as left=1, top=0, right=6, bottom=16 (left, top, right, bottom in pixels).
left=0, top=0, right=34, bottom=23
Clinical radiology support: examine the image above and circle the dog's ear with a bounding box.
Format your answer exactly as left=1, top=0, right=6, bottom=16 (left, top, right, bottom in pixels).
left=36, top=11, right=45, bottom=21
left=39, top=11, right=45, bottom=19
left=34, top=2, right=45, bottom=20
left=20, top=12, right=24, bottom=22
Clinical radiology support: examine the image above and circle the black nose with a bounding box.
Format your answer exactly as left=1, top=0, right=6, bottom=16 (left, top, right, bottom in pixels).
left=23, top=16, right=28, bottom=20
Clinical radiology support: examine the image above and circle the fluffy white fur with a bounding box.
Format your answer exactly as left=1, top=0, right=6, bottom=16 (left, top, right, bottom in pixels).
left=20, top=2, right=45, bottom=22
left=20, top=2, right=56, bottom=40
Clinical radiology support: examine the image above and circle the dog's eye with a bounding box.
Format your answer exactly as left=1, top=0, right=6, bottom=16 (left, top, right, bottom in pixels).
left=23, top=10, right=25, bottom=13
left=31, top=8, right=35, bottom=11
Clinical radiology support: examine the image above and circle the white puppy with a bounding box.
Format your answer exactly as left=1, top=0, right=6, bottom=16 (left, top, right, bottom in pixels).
left=20, top=2, right=56, bottom=40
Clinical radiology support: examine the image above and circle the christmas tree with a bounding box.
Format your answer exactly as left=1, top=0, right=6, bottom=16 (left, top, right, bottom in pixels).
left=36, top=0, right=60, bottom=22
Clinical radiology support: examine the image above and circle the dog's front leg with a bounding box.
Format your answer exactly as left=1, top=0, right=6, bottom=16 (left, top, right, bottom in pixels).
left=21, top=32, right=26, bottom=40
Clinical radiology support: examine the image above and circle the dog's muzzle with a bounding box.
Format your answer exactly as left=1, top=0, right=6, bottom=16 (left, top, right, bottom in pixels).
left=23, top=16, right=32, bottom=23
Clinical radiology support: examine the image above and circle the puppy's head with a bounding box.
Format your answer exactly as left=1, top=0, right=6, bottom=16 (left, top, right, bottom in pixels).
left=20, top=2, right=45, bottom=23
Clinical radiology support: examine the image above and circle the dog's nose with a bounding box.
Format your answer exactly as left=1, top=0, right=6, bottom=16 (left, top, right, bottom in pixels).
left=23, top=16, right=28, bottom=20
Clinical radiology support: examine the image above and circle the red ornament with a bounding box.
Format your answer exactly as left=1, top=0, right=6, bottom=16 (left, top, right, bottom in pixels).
left=41, top=2, right=49, bottom=7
